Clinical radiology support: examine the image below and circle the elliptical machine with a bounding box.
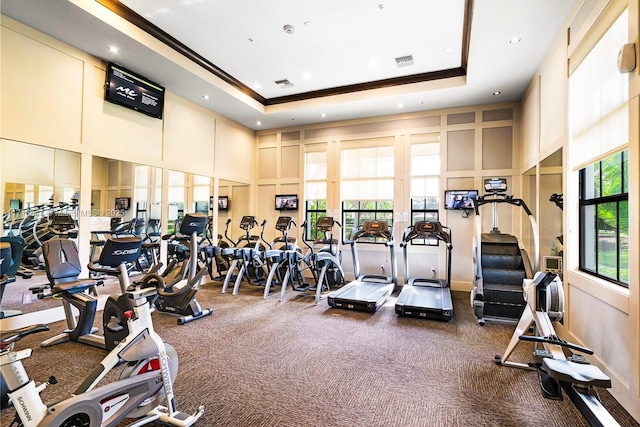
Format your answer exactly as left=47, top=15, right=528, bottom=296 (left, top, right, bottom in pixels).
left=137, top=213, right=213, bottom=325
left=221, top=216, right=269, bottom=294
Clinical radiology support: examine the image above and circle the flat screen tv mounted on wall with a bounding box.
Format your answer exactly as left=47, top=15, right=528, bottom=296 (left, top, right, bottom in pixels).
left=275, top=194, right=298, bottom=211
left=104, top=63, right=165, bottom=119
left=444, top=190, right=478, bottom=210
left=218, top=196, right=229, bottom=211
left=115, top=197, right=131, bottom=211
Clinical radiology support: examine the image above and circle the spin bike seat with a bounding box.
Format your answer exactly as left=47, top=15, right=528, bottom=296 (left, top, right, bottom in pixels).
left=541, top=358, right=611, bottom=388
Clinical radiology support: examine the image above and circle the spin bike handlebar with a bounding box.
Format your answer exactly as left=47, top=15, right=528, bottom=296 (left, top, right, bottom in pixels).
left=519, top=334, right=594, bottom=355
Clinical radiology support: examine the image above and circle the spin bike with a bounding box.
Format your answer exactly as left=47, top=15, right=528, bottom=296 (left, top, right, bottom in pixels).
left=495, top=271, right=619, bottom=427
left=0, top=282, right=204, bottom=426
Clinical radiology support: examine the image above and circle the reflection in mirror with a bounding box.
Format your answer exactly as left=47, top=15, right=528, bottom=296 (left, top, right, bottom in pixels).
left=217, top=180, right=250, bottom=244
left=539, top=149, right=563, bottom=267
left=521, top=165, right=537, bottom=264
left=90, top=156, right=162, bottom=264
left=1, top=139, right=80, bottom=316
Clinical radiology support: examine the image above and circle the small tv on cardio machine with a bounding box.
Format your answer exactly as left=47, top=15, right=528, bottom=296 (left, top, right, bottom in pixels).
left=444, top=190, right=478, bottom=210
left=275, top=194, right=298, bottom=211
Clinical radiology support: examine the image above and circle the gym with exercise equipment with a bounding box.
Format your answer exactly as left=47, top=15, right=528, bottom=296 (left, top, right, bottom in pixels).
left=1, top=1, right=639, bottom=426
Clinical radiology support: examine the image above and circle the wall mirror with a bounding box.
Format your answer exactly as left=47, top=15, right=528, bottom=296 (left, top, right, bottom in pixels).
left=1, top=139, right=80, bottom=316
left=217, top=180, right=250, bottom=244
left=91, top=156, right=162, bottom=240
left=539, top=149, right=563, bottom=263
left=521, top=165, right=537, bottom=267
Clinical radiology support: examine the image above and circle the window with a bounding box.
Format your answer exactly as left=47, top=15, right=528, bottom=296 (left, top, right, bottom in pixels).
left=192, top=174, right=211, bottom=213
left=571, top=9, right=629, bottom=287
left=341, top=140, right=394, bottom=242
left=304, top=149, right=327, bottom=240
left=410, top=141, right=440, bottom=245
left=342, top=200, right=393, bottom=243
left=579, top=150, right=628, bottom=286
left=167, top=170, right=185, bottom=234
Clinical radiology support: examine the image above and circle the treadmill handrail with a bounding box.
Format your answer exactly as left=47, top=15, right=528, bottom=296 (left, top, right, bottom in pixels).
left=401, top=223, right=452, bottom=287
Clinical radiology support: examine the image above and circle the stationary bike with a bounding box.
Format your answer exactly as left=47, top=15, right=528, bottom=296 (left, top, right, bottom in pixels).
left=41, top=237, right=144, bottom=351
left=136, top=213, right=213, bottom=325
left=0, top=275, right=205, bottom=426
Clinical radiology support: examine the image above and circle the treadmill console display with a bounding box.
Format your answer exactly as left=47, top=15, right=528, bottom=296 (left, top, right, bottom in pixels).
left=416, top=221, right=440, bottom=235
left=364, top=221, right=387, bottom=233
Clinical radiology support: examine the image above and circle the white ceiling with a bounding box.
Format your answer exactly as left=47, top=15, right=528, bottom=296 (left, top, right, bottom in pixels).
left=1, top=0, right=577, bottom=130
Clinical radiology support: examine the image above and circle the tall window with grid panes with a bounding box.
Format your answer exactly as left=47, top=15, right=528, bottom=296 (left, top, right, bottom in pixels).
left=410, top=141, right=440, bottom=245
left=304, top=147, right=328, bottom=241
left=341, top=139, right=394, bottom=243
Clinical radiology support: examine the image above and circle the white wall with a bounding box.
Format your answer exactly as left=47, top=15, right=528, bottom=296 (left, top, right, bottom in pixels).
left=519, top=0, right=639, bottom=421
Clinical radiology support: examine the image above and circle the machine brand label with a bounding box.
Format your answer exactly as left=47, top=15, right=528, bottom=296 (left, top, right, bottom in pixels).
left=17, top=397, right=32, bottom=421
left=101, top=393, right=129, bottom=423
left=113, top=249, right=139, bottom=255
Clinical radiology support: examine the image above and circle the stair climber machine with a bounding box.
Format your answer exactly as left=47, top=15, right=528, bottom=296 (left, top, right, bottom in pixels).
left=327, top=220, right=397, bottom=313
left=471, top=178, right=539, bottom=326
left=395, top=221, right=454, bottom=321
left=495, top=271, right=619, bottom=427
left=221, top=216, right=269, bottom=295
left=137, top=213, right=213, bottom=325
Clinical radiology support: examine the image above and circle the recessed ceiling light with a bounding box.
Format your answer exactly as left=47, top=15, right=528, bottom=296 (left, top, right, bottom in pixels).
left=321, top=113, right=326, bottom=118
left=283, top=24, right=295, bottom=35
left=202, top=95, right=210, bottom=100
left=248, top=38, right=254, bottom=43
left=509, top=37, right=522, bottom=45
left=304, top=21, right=312, bottom=27
left=444, top=47, right=454, bottom=54
left=108, top=46, right=119, bottom=54
left=256, top=121, right=261, bottom=126
left=303, top=72, right=311, bottom=80
left=378, top=4, right=384, bottom=9
left=493, top=91, right=501, bottom=96
left=397, top=103, right=403, bottom=109
left=253, top=83, right=262, bottom=89
left=369, top=59, right=378, bottom=69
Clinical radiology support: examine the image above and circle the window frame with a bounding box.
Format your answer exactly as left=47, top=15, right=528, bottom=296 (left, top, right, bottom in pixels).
left=578, top=150, right=629, bottom=287
left=341, top=200, right=394, bottom=244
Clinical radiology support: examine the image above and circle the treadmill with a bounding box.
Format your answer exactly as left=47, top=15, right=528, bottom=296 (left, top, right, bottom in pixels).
left=327, top=220, right=396, bottom=313
left=395, top=221, right=453, bottom=321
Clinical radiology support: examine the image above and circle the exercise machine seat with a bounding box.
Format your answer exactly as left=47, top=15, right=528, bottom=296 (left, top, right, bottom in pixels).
left=43, top=239, right=94, bottom=293
left=542, top=358, right=612, bottom=388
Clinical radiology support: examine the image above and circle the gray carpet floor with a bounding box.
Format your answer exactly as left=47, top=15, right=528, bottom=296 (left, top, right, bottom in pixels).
left=1, top=273, right=638, bottom=426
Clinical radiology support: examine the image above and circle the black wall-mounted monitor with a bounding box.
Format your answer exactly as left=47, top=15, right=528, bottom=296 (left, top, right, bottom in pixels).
left=104, top=63, right=165, bottom=119
left=275, top=194, right=298, bottom=211
left=444, top=190, right=477, bottom=210
left=115, top=197, right=131, bottom=211
left=9, top=199, right=22, bottom=210
left=218, top=196, right=229, bottom=211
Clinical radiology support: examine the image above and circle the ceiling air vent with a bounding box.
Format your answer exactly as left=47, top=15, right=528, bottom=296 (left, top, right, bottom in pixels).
left=275, top=79, right=294, bottom=89
left=395, top=55, right=414, bottom=68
